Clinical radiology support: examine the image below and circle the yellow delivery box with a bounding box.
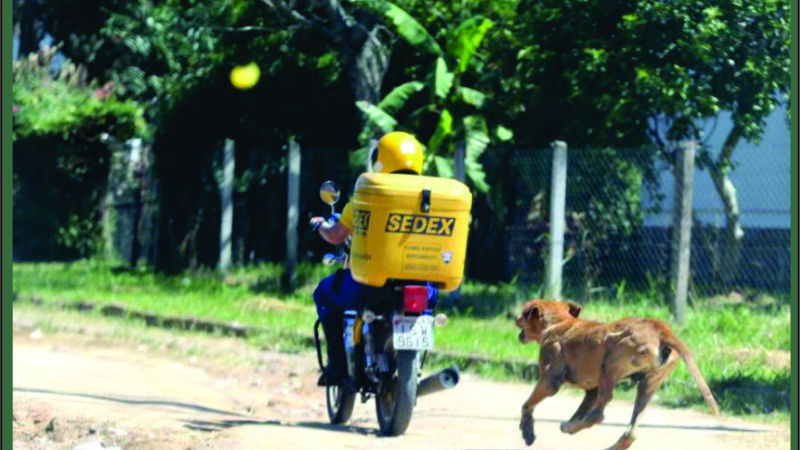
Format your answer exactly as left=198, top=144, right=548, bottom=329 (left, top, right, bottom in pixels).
left=349, top=173, right=472, bottom=291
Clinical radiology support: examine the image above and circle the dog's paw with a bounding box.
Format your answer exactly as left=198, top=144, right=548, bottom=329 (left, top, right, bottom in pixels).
left=519, top=416, right=536, bottom=446
left=560, top=415, right=603, bottom=435
left=586, top=411, right=605, bottom=426
left=604, top=433, right=635, bottom=450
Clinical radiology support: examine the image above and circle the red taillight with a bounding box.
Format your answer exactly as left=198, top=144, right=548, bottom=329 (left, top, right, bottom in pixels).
left=403, top=285, right=429, bottom=313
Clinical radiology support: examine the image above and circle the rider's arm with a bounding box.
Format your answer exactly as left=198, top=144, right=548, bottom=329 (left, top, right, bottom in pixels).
left=318, top=221, right=350, bottom=245
left=312, top=201, right=353, bottom=245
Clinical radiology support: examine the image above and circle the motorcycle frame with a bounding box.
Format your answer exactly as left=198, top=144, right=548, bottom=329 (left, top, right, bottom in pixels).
left=313, top=281, right=440, bottom=393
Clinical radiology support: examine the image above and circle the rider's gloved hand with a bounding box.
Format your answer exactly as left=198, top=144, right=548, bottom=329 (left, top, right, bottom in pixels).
left=310, top=216, right=326, bottom=231
left=310, top=214, right=341, bottom=231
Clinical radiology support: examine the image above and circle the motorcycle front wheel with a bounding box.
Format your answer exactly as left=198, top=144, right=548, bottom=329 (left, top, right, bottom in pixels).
left=326, top=382, right=356, bottom=424
left=376, top=350, right=419, bottom=436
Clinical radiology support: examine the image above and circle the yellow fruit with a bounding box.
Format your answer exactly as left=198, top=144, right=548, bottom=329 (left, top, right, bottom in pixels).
left=230, top=63, right=261, bottom=90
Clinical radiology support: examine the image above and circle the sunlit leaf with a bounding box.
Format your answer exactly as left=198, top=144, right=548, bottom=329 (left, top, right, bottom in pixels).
left=435, top=57, right=454, bottom=99
left=383, top=2, right=443, bottom=56
left=378, top=81, right=425, bottom=115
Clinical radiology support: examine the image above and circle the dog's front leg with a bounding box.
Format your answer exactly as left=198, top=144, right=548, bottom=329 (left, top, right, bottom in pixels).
left=520, top=348, right=565, bottom=446
left=519, top=379, right=557, bottom=446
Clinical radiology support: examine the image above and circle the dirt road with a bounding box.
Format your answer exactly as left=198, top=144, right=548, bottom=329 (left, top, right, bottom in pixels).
left=12, top=307, right=789, bottom=450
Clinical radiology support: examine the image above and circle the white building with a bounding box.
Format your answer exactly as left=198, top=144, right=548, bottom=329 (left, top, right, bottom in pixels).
left=644, top=104, right=791, bottom=230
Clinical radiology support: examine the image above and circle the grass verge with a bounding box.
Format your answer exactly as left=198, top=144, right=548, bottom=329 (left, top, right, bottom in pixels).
left=12, top=260, right=791, bottom=423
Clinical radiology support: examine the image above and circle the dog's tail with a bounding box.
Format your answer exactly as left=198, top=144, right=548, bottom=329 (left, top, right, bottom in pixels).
left=660, top=329, right=720, bottom=416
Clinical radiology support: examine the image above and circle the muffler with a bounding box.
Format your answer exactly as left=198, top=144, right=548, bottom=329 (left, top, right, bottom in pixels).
left=417, top=366, right=460, bottom=397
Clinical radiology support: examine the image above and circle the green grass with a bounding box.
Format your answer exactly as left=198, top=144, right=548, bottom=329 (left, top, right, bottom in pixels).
left=13, top=260, right=320, bottom=331
left=12, top=260, right=791, bottom=422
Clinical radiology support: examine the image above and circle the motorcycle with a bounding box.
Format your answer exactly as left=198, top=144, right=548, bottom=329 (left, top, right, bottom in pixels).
left=312, top=180, right=460, bottom=436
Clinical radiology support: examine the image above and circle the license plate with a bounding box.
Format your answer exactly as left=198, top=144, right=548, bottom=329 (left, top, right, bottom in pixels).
left=392, top=315, right=434, bottom=350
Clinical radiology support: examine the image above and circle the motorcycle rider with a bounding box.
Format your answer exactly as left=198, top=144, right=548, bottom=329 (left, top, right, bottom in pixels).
left=310, top=131, right=425, bottom=386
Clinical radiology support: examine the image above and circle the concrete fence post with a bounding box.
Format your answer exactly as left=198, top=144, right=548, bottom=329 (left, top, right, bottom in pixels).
left=218, top=138, right=235, bottom=274
left=546, top=141, right=568, bottom=300
left=283, top=138, right=301, bottom=292
left=670, top=140, right=696, bottom=326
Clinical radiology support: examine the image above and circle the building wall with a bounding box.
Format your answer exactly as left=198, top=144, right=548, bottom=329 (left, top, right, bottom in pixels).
left=643, top=104, right=791, bottom=229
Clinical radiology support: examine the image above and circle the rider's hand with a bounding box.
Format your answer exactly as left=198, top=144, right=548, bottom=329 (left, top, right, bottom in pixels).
left=310, top=216, right=327, bottom=231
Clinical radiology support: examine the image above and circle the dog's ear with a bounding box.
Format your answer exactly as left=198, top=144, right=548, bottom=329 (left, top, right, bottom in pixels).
left=523, top=306, right=540, bottom=321
left=566, top=302, right=582, bottom=318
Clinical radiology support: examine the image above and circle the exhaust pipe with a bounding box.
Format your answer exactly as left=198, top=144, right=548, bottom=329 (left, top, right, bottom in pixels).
left=417, top=366, right=460, bottom=398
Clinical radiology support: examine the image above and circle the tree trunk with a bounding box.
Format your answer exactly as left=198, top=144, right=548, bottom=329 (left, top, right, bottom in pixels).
left=709, top=126, right=744, bottom=292
left=265, top=1, right=391, bottom=125
left=347, top=24, right=391, bottom=108
left=13, top=0, right=45, bottom=57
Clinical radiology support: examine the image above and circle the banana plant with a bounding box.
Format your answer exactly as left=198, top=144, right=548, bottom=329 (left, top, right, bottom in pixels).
left=355, top=1, right=512, bottom=192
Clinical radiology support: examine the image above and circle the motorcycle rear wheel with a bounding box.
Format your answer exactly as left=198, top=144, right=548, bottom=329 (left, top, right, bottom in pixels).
left=376, top=350, right=419, bottom=436
left=326, top=382, right=356, bottom=424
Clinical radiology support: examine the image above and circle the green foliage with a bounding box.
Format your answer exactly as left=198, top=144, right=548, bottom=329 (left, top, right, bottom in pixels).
left=356, top=101, right=399, bottom=135
left=494, top=147, right=653, bottom=294
left=12, top=47, right=146, bottom=142
left=446, top=16, right=495, bottom=73
left=16, top=0, right=789, bottom=279
left=35, top=0, right=235, bottom=115
left=25, top=0, right=367, bottom=269
left=56, top=214, right=105, bottom=258
left=507, top=0, right=790, bottom=148
left=98, top=0, right=228, bottom=113
left=462, top=114, right=491, bottom=191
left=381, top=2, right=444, bottom=56
left=357, top=2, right=506, bottom=192
left=13, top=47, right=148, bottom=260
left=378, top=81, right=426, bottom=115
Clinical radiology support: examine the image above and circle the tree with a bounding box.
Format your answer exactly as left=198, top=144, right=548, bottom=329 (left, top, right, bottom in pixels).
left=21, top=0, right=365, bottom=270
left=355, top=2, right=513, bottom=192
left=255, top=0, right=394, bottom=119
left=13, top=0, right=45, bottom=56
left=13, top=46, right=147, bottom=259
left=509, top=0, right=790, bottom=290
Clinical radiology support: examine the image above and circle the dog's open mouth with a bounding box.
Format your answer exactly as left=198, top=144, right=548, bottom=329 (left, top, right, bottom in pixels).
left=518, top=330, right=527, bottom=343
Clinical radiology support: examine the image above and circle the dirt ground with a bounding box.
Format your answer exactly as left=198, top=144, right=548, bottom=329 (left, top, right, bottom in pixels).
left=12, top=306, right=790, bottom=450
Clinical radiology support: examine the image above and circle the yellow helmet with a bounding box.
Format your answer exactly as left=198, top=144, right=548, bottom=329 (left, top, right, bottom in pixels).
left=371, top=131, right=425, bottom=175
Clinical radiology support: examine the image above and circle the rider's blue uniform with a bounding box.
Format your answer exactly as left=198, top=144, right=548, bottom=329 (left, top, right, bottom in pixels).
left=313, top=269, right=370, bottom=322
left=313, top=201, right=372, bottom=322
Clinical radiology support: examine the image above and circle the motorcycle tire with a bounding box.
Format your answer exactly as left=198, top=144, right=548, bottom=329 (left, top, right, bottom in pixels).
left=326, top=382, right=356, bottom=425
left=376, top=350, right=419, bottom=436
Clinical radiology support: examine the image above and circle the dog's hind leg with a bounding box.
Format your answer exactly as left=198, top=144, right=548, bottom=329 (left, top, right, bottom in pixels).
left=606, top=357, right=679, bottom=450
left=560, top=388, right=598, bottom=434
left=576, top=351, right=636, bottom=431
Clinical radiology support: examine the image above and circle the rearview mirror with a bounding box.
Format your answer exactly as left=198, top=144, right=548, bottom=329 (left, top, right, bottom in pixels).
left=319, top=180, right=340, bottom=214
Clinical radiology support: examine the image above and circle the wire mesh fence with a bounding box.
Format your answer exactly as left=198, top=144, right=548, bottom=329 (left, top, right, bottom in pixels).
left=100, top=140, right=790, bottom=300
left=483, top=145, right=790, bottom=301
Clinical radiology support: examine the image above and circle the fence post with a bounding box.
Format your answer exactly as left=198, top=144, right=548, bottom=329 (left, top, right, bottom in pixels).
left=218, top=138, right=235, bottom=274
left=452, top=142, right=466, bottom=296
left=453, top=142, right=466, bottom=182
left=283, top=138, right=301, bottom=292
left=546, top=141, right=568, bottom=300
left=670, top=140, right=696, bottom=326
left=103, top=139, right=124, bottom=262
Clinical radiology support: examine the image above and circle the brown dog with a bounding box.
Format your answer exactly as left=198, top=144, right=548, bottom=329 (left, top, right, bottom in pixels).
left=515, top=299, right=719, bottom=450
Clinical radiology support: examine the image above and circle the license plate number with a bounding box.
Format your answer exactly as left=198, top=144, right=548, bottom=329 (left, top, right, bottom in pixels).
left=392, top=315, right=434, bottom=350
